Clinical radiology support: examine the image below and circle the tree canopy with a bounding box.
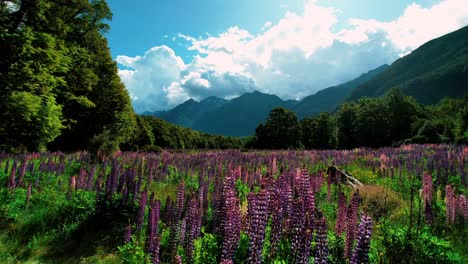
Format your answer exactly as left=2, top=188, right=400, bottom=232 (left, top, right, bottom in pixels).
left=0, top=0, right=135, bottom=153
left=251, top=89, right=467, bottom=150
left=254, top=107, right=302, bottom=149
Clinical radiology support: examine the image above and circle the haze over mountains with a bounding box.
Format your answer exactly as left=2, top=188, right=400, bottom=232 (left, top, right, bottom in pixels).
left=146, top=26, right=468, bottom=137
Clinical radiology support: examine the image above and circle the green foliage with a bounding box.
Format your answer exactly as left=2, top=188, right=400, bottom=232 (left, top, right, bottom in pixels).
left=234, top=231, right=250, bottom=264
left=235, top=178, right=249, bottom=206
left=117, top=237, right=149, bottom=264
left=301, top=112, right=336, bottom=149
left=255, top=107, right=303, bottom=149
left=2, top=92, right=63, bottom=152
left=0, top=0, right=135, bottom=153
left=126, top=116, right=242, bottom=151
left=193, top=230, right=220, bottom=264
left=336, top=102, right=359, bottom=149
left=328, top=232, right=346, bottom=264
left=383, top=227, right=462, bottom=264
left=353, top=97, right=391, bottom=148
left=385, top=88, right=423, bottom=143
left=248, top=88, right=466, bottom=149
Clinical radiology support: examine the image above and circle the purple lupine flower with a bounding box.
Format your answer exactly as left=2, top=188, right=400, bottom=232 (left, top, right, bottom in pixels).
left=315, top=217, right=328, bottom=264
left=424, top=198, right=434, bottom=226
left=220, top=174, right=242, bottom=263
left=86, top=165, right=96, bottom=191
left=69, top=176, right=76, bottom=192
left=335, top=191, right=347, bottom=236
left=422, top=172, right=433, bottom=209
left=221, top=199, right=242, bottom=263
left=7, top=160, right=17, bottom=189
left=146, top=197, right=160, bottom=260
left=345, top=191, right=360, bottom=260
left=327, top=168, right=333, bottom=201
left=179, top=217, right=187, bottom=247
left=184, top=196, right=201, bottom=262
left=17, top=159, right=27, bottom=187
left=247, top=189, right=269, bottom=264
left=137, top=188, right=148, bottom=232
left=350, top=213, right=373, bottom=264
left=170, top=181, right=185, bottom=256
left=124, top=223, right=132, bottom=244
left=283, top=183, right=293, bottom=229
left=77, top=167, right=87, bottom=190
left=153, top=235, right=161, bottom=264
left=290, top=187, right=311, bottom=264
left=26, top=182, right=32, bottom=206
left=269, top=187, right=285, bottom=258
left=298, top=169, right=316, bottom=230
left=245, top=192, right=256, bottom=235
left=446, top=185, right=456, bottom=224
left=272, top=156, right=277, bottom=176
left=457, top=194, right=468, bottom=220
left=4, top=159, right=10, bottom=175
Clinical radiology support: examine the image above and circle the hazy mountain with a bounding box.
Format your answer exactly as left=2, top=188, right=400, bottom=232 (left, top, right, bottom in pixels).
left=348, top=26, right=468, bottom=104
left=192, top=91, right=298, bottom=136
left=145, top=26, right=468, bottom=137
left=149, top=96, right=227, bottom=127
left=292, top=64, right=389, bottom=119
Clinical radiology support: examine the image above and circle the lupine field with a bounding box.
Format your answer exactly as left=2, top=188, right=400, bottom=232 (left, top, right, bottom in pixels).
left=0, top=145, right=467, bottom=263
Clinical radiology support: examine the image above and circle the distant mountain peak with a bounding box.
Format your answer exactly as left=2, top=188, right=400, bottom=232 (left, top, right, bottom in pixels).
left=347, top=25, right=468, bottom=104
left=182, top=98, right=197, bottom=104
left=200, top=96, right=226, bottom=104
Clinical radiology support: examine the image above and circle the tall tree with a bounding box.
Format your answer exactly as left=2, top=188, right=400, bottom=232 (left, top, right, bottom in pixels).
left=384, top=88, right=422, bottom=143
left=0, top=0, right=136, bottom=152
left=255, top=107, right=302, bottom=149
left=301, top=112, right=336, bottom=149
left=353, top=98, right=391, bottom=148
left=336, top=102, right=359, bottom=149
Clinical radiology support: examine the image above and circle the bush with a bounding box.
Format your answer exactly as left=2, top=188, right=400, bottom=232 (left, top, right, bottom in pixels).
left=384, top=227, right=462, bottom=264
left=358, top=185, right=404, bottom=219
left=193, top=230, right=219, bottom=264
left=117, top=236, right=148, bottom=264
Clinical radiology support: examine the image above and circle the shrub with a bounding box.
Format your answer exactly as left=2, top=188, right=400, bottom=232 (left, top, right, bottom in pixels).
left=193, top=230, right=220, bottom=264
left=117, top=236, right=148, bottom=264
left=358, top=185, right=403, bottom=219
left=384, top=227, right=462, bottom=264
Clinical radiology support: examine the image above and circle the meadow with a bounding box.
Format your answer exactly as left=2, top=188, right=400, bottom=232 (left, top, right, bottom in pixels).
left=0, top=144, right=466, bottom=263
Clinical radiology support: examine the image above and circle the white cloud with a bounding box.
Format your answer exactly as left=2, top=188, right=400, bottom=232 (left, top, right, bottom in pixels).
left=118, top=0, right=468, bottom=113
left=262, top=21, right=273, bottom=31
left=116, top=46, right=186, bottom=112
left=340, top=0, right=468, bottom=54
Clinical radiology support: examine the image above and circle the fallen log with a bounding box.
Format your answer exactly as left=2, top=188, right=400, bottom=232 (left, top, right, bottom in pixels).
left=327, top=165, right=363, bottom=188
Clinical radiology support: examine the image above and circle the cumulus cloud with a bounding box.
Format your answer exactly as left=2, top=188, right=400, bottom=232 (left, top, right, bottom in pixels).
left=118, top=0, right=468, bottom=113
left=116, top=46, right=185, bottom=112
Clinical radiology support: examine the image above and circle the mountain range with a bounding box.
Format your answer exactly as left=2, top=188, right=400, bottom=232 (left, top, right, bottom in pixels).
left=145, top=26, right=468, bottom=137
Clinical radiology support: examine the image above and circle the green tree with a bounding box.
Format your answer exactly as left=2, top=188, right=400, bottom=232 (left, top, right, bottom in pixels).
left=1, top=92, right=63, bottom=151
left=301, top=112, right=336, bottom=149
left=336, top=102, right=359, bottom=149
left=0, top=0, right=136, bottom=153
left=353, top=98, right=391, bottom=148
left=255, top=107, right=302, bottom=149
left=384, top=88, right=422, bottom=143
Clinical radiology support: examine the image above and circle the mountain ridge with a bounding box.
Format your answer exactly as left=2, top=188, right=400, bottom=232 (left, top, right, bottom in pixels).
left=347, top=26, right=468, bottom=103
left=145, top=26, right=468, bottom=137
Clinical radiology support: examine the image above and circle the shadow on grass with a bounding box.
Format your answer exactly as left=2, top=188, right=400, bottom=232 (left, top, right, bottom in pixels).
left=40, top=199, right=138, bottom=264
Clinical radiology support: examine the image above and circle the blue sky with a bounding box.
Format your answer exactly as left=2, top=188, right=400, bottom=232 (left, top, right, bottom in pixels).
left=106, top=0, right=468, bottom=113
